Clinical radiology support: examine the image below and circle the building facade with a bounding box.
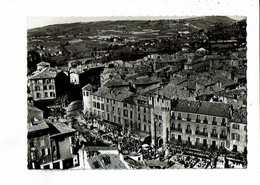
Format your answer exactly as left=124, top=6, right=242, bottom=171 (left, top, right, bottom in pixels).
left=28, top=62, right=57, bottom=101
left=27, top=121, right=79, bottom=169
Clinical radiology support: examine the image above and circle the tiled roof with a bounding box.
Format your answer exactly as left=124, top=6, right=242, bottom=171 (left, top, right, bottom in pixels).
left=82, top=84, right=93, bottom=91
left=28, top=106, right=43, bottom=113
left=49, top=123, right=76, bottom=137
left=93, top=86, right=134, bottom=102
left=173, top=99, right=231, bottom=118
left=27, top=120, right=49, bottom=133
left=29, top=67, right=57, bottom=80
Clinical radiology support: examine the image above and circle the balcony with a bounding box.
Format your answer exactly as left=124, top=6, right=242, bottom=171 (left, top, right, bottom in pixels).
left=211, top=133, right=218, bottom=138
left=185, top=129, right=192, bottom=134
left=220, top=135, right=227, bottom=140
left=203, top=120, right=208, bottom=124
left=177, top=117, right=182, bottom=120
left=186, top=117, right=191, bottom=122
left=212, top=121, right=218, bottom=125
left=196, top=119, right=201, bottom=123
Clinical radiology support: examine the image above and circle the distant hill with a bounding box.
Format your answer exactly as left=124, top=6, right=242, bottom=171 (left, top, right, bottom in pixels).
left=27, top=16, right=237, bottom=38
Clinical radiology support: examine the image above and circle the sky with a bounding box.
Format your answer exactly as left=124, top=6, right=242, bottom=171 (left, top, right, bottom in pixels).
left=27, top=16, right=246, bottom=29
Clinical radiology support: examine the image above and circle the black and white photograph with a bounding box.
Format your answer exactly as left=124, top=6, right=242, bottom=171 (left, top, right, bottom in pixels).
left=1, top=0, right=259, bottom=184
left=27, top=15, right=248, bottom=170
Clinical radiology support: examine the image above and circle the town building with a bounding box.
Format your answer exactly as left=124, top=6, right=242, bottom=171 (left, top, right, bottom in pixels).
left=27, top=120, right=79, bottom=169
left=228, top=108, right=247, bottom=153
left=28, top=62, right=57, bottom=101
left=28, top=62, right=70, bottom=102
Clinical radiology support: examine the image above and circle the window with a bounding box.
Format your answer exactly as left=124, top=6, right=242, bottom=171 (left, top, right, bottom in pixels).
left=101, top=103, right=104, bottom=110
left=118, top=108, right=121, bottom=115
left=144, top=115, right=147, bottom=122
left=97, top=102, right=100, bottom=109
left=43, top=86, right=47, bottom=90
left=49, top=85, right=54, bottom=90
left=221, top=130, right=226, bottom=136
left=196, top=138, right=200, bottom=144
left=97, top=97, right=100, bottom=101
left=113, top=100, right=116, bottom=104
left=123, top=110, right=128, bottom=117
left=203, top=116, right=208, bottom=123
left=138, top=106, right=140, bottom=112
left=36, top=93, right=41, bottom=98
left=232, top=124, right=240, bottom=130
left=98, top=111, right=101, bottom=116
left=144, top=108, right=146, bottom=113
left=107, top=114, right=110, bottom=121
left=29, top=141, right=34, bottom=148
left=178, top=124, right=181, bottom=129
left=114, top=116, right=116, bottom=122
left=50, top=92, right=55, bottom=97
left=130, top=111, right=133, bottom=119
left=118, top=117, right=121, bottom=122
left=138, top=114, right=141, bottom=120
left=123, top=103, right=127, bottom=108
left=178, top=113, right=182, bottom=119
left=203, top=128, right=207, bottom=133
left=86, top=92, right=89, bottom=96
left=231, top=133, right=240, bottom=141
left=213, top=117, right=217, bottom=124
left=45, top=92, right=48, bottom=97
left=93, top=96, right=96, bottom=100
left=171, top=112, right=175, bottom=118
left=107, top=99, right=109, bottom=103
left=106, top=105, right=109, bottom=112
left=244, top=126, right=247, bottom=131
left=41, top=149, right=45, bottom=156
left=94, top=109, right=97, bottom=115
left=34, top=86, right=40, bottom=91
left=187, top=114, right=191, bottom=121
left=93, top=102, right=97, bottom=108
left=144, top=124, right=146, bottom=132
left=212, top=129, right=216, bottom=134
left=112, top=106, right=115, bottom=112
left=101, top=98, right=104, bottom=101
left=159, top=115, right=162, bottom=120
left=221, top=142, right=225, bottom=148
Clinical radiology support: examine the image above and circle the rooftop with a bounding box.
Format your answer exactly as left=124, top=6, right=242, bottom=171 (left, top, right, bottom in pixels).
left=173, top=99, right=231, bottom=118
left=82, top=84, right=93, bottom=91
left=27, top=120, right=49, bottom=133
left=29, top=67, right=57, bottom=80
left=93, top=86, right=134, bottom=102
